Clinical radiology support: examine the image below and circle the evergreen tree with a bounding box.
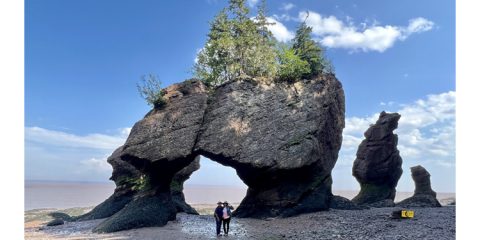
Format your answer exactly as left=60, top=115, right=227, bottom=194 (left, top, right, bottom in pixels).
left=292, top=16, right=324, bottom=78
left=277, top=46, right=310, bottom=82
left=252, top=0, right=278, bottom=78
left=194, top=0, right=279, bottom=86
left=194, top=9, right=236, bottom=87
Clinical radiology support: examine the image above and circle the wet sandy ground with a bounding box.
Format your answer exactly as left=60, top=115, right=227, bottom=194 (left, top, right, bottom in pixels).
left=25, top=206, right=455, bottom=240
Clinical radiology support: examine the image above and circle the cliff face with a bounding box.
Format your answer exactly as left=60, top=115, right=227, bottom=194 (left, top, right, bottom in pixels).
left=93, top=76, right=345, bottom=232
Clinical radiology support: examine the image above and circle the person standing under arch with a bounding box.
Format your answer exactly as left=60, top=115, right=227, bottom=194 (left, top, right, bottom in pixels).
left=214, top=201, right=224, bottom=236
left=222, top=201, right=234, bottom=235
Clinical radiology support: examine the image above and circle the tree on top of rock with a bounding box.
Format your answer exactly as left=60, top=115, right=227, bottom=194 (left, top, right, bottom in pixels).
left=292, top=13, right=333, bottom=78
left=194, top=0, right=277, bottom=87
left=251, top=0, right=277, bottom=79
left=194, top=1, right=335, bottom=87
left=194, top=9, right=236, bottom=87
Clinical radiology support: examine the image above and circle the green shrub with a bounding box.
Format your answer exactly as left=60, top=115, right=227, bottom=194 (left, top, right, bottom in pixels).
left=277, top=47, right=310, bottom=82
left=137, top=74, right=167, bottom=109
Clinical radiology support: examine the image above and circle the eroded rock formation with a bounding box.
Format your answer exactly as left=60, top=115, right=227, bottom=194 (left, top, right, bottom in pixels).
left=74, top=147, right=199, bottom=224
left=75, top=146, right=140, bottom=221
left=93, top=76, right=345, bottom=232
left=196, top=77, right=345, bottom=218
left=352, top=111, right=403, bottom=207
left=397, top=165, right=441, bottom=207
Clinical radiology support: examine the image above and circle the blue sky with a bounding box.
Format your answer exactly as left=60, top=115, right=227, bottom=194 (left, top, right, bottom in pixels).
left=25, top=0, right=455, bottom=192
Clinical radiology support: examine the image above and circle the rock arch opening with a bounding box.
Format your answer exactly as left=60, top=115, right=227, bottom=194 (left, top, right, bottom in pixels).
left=183, top=156, right=247, bottom=214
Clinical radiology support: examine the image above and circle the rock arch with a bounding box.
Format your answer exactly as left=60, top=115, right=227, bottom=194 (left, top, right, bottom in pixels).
left=91, top=76, right=345, bottom=233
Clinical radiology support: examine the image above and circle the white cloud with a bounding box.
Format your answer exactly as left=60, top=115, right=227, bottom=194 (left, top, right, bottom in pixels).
left=194, top=48, right=203, bottom=64
left=120, top=127, right=132, bottom=138
left=25, top=126, right=127, bottom=150
left=281, top=3, right=295, bottom=11
left=247, top=0, right=259, bottom=8
left=25, top=127, right=130, bottom=181
left=297, top=11, right=435, bottom=52
left=81, top=155, right=113, bottom=173
left=321, top=25, right=402, bottom=52
left=272, top=13, right=294, bottom=22
left=266, top=17, right=295, bottom=42
left=300, top=11, right=345, bottom=35
left=406, top=17, right=435, bottom=35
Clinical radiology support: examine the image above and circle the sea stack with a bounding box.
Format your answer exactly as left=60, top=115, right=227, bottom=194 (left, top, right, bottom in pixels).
left=397, top=165, right=441, bottom=207
left=74, top=146, right=141, bottom=221
left=352, top=111, right=403, bottom=207
left=75, top=146, right=200, bottom=222
left=92, top=75, right=345, bottom=232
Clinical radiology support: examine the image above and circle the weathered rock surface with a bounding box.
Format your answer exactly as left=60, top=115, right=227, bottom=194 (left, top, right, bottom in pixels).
left=196, top=76, right=345, bottom=218
left=74, top=146, right=140, bottom=221
left=396, top=165, right=441, bottom=208
left=93, top=192, right=176, bottom=233
left=93, top=80, right=209, bottom=232
left=93, top=75, right=345, bottom=232
left=121, top=79, right=208, bottom=168
left=352, top=111, right=403, bottom=206
left=90, top=157, right=201, bottom=232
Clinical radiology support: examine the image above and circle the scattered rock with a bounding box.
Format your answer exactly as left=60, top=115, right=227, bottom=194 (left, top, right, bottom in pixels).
left=396, top=165, right=441, bottom=208
left=46, top=218, right=64, bottom=226
left=329, top=195, right=365, bottom=210
left=48, top=212, right=72, bottom=221
left=352, top=111, right=403, bottom=206
left=397, top=195, right=441, bottom=208
left=367, top=199, right=395, bottom=208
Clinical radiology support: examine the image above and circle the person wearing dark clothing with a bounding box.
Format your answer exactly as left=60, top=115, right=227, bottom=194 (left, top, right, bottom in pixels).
left=222, top=201, right=234, bottom=235
left=214, top=201, right=224, bottom=236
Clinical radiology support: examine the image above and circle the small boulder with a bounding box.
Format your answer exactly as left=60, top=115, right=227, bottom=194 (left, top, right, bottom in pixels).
left=411, top=165, right=437, bottom=196
left=396, top=165, right=441, bottom=208
left=46, top=218, right=64, bottom=226
left=48, top=212, right=72, bottom=221
left=368, top=199, right=395, bottom=208
left=329, top=195, right=365, bottom=210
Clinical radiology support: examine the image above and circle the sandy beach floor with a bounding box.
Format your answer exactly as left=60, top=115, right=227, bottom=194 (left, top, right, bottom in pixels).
left=25, top=205, right=455, bottom=240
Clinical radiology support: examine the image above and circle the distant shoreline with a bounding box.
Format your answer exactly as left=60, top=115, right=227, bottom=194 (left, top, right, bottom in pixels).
left=25, top=180, right=455, bottom=210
